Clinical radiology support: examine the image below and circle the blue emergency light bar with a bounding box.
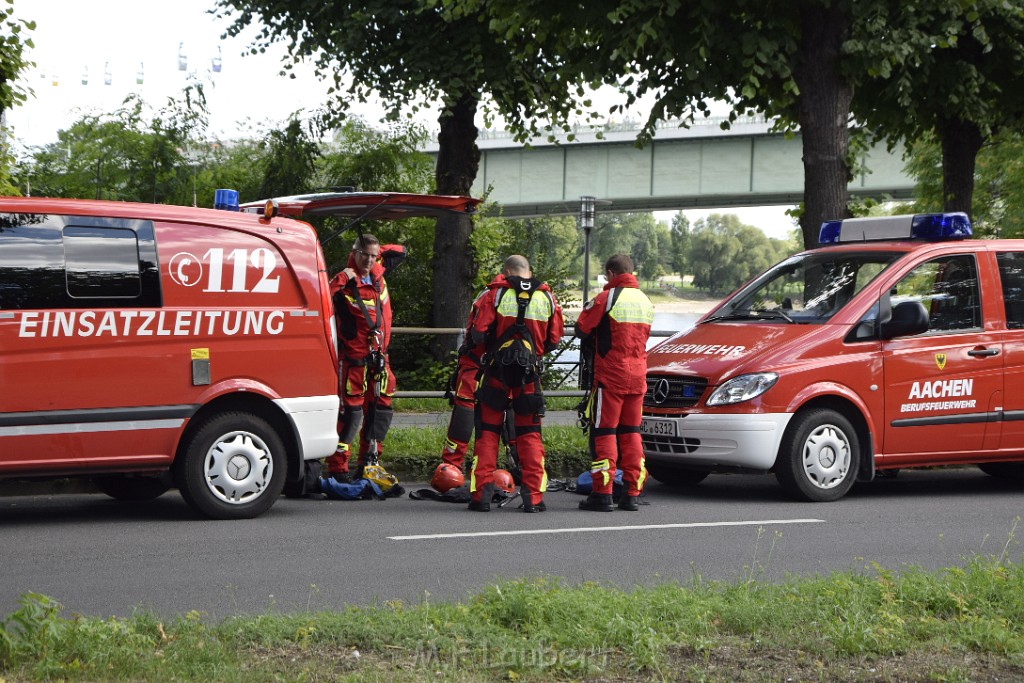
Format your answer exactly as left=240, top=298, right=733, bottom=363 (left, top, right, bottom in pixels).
left=818, top=212, right=972, bottom=244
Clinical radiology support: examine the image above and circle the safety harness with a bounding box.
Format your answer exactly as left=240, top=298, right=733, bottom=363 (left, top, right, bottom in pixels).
left=481, top=277, right=544, bottom=388
left=345, top=275, right=388, bottom=463
left=575, top=287, right=622, bottom=431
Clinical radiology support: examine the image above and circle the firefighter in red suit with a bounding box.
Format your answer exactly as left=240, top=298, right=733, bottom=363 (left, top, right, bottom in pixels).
left=574, top=254, right=653, bottom=511
left=440, top=286, right=491, bottom=470
left=468, top=255, right=564, bottom=512
left=325, top=234, right=405, bottom=482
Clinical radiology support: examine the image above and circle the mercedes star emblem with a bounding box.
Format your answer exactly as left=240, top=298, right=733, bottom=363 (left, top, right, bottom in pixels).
left=653, top=378, right=671, bottom=404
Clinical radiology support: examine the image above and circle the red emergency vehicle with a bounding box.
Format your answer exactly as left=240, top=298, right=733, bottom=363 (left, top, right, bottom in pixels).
left=643, top=213, right=1024, bottom=501
left=0, top=190, right=478, bottom=518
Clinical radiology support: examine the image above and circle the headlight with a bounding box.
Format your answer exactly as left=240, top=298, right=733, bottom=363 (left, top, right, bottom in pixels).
left=706, top=373, right=779, bottom=406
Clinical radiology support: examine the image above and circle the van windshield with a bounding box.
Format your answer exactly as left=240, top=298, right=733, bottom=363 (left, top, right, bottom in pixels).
left=705, top=250, right=904, bottom=324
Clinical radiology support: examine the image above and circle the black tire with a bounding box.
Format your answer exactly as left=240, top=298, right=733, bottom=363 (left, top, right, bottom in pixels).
left=647, top=464, right=711, bottom=487
left=775, top=408, right=860, bottom=502
left=174, top=411, right=286, bottom=519
left=94, top=474, right=172, bottom=501
left=978, top=462, right=1024, bottom=479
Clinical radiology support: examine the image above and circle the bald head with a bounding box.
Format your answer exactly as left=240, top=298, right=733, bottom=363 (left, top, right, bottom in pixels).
left=503, top=255, right=531, bottom=278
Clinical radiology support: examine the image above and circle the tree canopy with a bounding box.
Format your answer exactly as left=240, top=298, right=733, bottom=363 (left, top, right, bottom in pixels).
left=214, top=0, right=598, bottom=352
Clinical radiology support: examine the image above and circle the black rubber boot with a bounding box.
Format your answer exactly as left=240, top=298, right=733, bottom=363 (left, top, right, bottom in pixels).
left=618, top=494, right=640, bottom=511
left=468, top=484, right=493, bottom=512
left=578, top=493, right=614, bottom=512
left=524, top=497, right=548, bottom=511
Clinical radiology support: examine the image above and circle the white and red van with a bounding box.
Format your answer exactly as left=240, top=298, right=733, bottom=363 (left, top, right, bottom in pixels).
left=642, top=213, right=1024, bottom=501
left=0, top=190, right=478, bottom=518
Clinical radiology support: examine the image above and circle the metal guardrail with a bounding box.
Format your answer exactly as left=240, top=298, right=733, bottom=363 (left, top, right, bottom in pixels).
left=390, top=326, right=679, bottom=399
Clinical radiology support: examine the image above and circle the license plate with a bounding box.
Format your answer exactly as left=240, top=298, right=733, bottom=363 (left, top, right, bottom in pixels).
left=641, top=418, right=677, bottom=437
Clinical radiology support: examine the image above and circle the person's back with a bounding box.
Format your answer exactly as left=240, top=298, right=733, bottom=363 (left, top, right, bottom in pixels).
left=574, top=253, right=653, bottom=512
left=467, top=255, right=563, bottom=513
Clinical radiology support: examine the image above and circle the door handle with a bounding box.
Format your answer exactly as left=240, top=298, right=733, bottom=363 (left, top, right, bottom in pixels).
left=968, top=348, right=999, bottom=357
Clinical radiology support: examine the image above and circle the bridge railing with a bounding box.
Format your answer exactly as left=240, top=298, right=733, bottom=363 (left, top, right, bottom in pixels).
left=390, top=326, right=679, bottom=398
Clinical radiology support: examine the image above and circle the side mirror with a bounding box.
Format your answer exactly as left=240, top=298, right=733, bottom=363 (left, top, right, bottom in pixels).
left=880, top=300, right=929, bottom=340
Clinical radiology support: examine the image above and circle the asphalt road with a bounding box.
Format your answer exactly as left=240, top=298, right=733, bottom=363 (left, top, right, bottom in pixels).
left=1, top=466, right=1021, bottom=619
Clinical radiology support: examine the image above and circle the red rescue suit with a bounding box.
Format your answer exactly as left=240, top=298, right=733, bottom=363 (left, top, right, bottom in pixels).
left=441, top=282, right=493, bottom=469
left=326, top=245, right=404, bottom=475
left=574, top=273, right=653, bottom=497
left=469, top=276, right=564, bottom=507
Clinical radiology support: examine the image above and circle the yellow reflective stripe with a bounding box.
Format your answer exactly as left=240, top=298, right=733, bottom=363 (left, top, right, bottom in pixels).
left=469, top=455, right=478, bottom=492
left=343, top=293, right=380, bottom=309
left=590, top=458, right=611, bottom=473
left=637, top=456, right=647, bottom=490
left=345, top=366, right=368, bottom=395
left=609, top=289, right=654, bottom=324
left=496, top=289, right=553, bottom=322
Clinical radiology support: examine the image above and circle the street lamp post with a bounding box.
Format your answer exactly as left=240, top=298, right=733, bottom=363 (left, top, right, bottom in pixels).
left=580, top=195, right=596, bottom=303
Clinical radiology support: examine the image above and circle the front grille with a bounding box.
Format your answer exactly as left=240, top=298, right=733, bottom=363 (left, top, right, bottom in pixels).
left=644, top=374, right=708, bottom=408
left=642, top=434, right=701, bottom=455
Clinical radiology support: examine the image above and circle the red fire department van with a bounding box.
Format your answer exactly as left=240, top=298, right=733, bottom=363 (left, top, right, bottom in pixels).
left=0, top=190, right=478, bottom=519
left=642, top=212, right=1024, bottom=501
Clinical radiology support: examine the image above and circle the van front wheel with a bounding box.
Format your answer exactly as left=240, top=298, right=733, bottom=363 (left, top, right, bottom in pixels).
left=776, top=408, right=859, bottom=502
left=175, top=412, right=286, bottom=519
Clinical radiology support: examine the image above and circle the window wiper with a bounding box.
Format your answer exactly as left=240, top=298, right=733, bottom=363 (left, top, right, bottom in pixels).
left=703, top=309, right=794, bottom=324
left=750, top=309, right=794, bottom=323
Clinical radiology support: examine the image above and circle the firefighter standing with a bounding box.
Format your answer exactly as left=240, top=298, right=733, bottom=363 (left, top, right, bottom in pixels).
left=325, top=234, right=405, bottom=482
left=468, top=255, right=564, bottom=512
left=438, top=284, right=491, bottom=472
left=574, top=254, right=654, bottom=511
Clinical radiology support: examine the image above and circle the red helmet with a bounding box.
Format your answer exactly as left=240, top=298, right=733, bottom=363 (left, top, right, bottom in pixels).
left=493, top=469, right=516, bottom=494
left=431, top=463, right=465, bottom=493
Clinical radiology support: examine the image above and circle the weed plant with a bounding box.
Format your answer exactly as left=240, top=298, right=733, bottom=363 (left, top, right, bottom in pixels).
left=3, top=556, right=1024, bottom=681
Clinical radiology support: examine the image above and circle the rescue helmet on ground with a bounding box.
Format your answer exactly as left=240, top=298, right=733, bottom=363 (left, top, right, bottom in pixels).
left=431, top=463, right=465, bottom=493
left=493, top=468, right=516, bottom=494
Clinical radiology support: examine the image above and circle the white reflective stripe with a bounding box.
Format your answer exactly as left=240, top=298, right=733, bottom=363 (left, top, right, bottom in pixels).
left=274, top=394, right=340, bottom=460
left=0, top=419, right=184, bottom=437
left=0, top=312, right=13, bottom=319
left=594, top=386, right=604, bottom=426
left=609, top=289, right=654, bottom=324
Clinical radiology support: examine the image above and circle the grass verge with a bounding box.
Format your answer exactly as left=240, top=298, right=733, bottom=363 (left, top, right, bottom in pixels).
left=2, top=556, right=1024, bottom=681
left=384, top=424, right=589, bottom=480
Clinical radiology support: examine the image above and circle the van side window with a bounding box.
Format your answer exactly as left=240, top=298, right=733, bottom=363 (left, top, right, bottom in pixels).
left=891, top=255, right=980, bottom=333
left=996, top=252, right=1024, bottom=329
left=0, top=213, right=160, bottom=309
left=64, top=226, right=141, bottom=298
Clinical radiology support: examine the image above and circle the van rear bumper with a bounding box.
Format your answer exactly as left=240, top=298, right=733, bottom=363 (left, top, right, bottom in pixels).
left=274, top=395, right=340, bottom=460
left=641, top=412, right=792, bottom=471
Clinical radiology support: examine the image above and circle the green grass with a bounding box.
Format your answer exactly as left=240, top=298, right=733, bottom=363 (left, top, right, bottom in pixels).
left=392, top=397, right=580, bottom=413
left=4, top=555, right=1024, bottom=681
left=384, top=424, right=589, bottom=480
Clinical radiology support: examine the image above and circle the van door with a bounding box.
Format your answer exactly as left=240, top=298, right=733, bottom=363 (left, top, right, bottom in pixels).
left=994, top=250, right=1024, bottom=449
left=881, top=253, right=1003, bottom=463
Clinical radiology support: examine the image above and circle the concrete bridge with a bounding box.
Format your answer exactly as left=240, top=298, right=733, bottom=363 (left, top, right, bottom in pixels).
left=426, top=116, right=913, bottom=218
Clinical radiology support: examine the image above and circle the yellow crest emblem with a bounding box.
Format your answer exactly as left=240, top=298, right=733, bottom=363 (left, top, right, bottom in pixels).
left=935, top=353, right=947, bottom=371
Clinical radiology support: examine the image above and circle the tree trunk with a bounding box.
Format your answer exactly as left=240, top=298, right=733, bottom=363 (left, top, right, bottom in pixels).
left=794, top=3, right=854, bottom=249
left=431, top=94, right=481, bottom=358
left=938, top=117, right=982, bottom=220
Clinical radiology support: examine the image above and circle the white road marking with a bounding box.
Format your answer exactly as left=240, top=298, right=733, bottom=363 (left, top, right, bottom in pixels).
left=389, top=518, right=825, bottom=541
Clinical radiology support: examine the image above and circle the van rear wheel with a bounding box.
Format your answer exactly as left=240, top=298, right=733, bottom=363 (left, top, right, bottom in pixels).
left=776, top=408, right=859, bottom=502
left=175, top=412, right=286, bottom=519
